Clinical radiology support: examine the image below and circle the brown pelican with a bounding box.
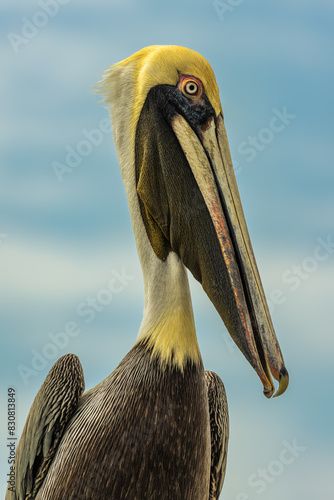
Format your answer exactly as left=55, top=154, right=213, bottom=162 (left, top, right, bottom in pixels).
left=7, top=45, right=288, bottom=500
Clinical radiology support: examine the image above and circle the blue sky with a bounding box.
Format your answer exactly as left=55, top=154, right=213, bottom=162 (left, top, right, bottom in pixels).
left=1, top=1, right=333, bottom=498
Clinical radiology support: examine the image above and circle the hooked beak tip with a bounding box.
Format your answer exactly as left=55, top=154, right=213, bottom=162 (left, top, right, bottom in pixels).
left=273, top=366, right=289, bottom=398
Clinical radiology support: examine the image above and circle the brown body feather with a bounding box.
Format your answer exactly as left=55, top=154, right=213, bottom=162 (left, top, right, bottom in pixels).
left=34, top=342, right=212, bottom=499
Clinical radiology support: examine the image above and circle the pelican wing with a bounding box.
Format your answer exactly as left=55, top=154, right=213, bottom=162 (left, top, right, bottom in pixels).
left=8, top=354, right=84, bottom=500
left=205, top=371, right=229, bottom=500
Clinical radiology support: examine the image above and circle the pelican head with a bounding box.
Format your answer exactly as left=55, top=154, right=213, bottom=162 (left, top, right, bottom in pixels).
left=98, top=45, right=288, bottom=398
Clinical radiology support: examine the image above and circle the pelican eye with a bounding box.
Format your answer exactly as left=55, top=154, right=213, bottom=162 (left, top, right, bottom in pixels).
left=183, top=81, right=199, bottom=96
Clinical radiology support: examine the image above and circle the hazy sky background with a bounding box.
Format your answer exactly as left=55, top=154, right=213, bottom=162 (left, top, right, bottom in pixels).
left=1, top=1, right=333, bottom=498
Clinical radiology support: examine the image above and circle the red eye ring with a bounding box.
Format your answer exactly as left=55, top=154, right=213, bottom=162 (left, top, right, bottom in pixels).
left=178, top=75, right=203, bottom=101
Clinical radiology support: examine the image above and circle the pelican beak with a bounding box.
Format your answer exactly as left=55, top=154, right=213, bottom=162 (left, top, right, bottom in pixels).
left=172, top=113, right=288, bottom=398
left=135, top=86, right=288, bottom=398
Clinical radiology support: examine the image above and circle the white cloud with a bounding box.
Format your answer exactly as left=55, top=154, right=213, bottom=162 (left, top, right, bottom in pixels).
left=0, top=235, right=142, bottom=301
